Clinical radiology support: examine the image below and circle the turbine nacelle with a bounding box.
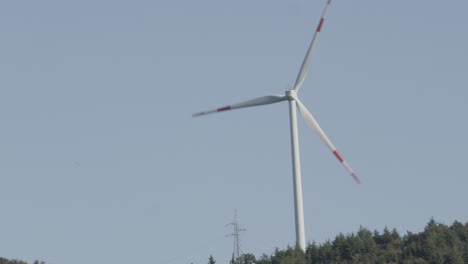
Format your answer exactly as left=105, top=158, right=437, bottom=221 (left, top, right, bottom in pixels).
left=286, top=90, right=299, bottom=101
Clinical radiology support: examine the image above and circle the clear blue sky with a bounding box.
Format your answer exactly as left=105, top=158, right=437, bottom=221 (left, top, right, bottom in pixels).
left=1, top=0, right=467, bottom=264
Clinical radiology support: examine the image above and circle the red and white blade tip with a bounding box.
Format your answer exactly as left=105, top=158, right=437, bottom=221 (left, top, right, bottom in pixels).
left=293, top=0, right=333, bottom=92
left=192, top=106, right=231, bottom=117
left=333, top=150, right=361, bottom=184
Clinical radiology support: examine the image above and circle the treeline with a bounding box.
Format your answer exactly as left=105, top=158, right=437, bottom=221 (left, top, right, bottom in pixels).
left=219, top=219, right=468, bottom=264
left=0, top=258, right=45, bottom=264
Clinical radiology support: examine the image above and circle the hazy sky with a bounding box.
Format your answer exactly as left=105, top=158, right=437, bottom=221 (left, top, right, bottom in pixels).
left=1, top=0, right=467, bottom=264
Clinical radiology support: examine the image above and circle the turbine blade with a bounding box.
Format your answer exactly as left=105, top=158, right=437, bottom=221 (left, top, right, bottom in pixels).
left=193, top=94, right=287, bottom=117
left=293, top=0, right=332, bottom=92
left=295, top=98, right=361, bottom=184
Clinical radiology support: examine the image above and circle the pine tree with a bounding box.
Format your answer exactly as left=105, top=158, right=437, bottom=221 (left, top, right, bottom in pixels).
left=208, top=255, right=216, bottom=264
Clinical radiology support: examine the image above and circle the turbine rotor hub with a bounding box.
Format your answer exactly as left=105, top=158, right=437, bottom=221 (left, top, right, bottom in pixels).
left=286, top=90, right=298, bottom=101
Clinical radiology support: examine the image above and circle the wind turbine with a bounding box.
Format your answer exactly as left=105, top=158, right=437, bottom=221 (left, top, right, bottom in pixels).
left=193, top=0, right=361, bottom=251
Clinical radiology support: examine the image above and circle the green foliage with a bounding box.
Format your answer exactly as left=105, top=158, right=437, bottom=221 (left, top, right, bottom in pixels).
left=208, top=255, right=216, bottom=264
left=0, top=259, right=41, bottom=264
left=233, top=219, right=468, bottom=264
left=241, top=253, right=257, bottom=264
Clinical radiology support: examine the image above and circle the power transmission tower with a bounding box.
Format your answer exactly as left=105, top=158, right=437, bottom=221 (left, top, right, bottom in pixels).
left=226, top=210, right=246, bottom=264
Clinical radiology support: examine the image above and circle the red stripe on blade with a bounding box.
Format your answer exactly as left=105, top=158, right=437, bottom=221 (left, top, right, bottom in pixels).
left=352, top=173, right=361, bottom=184
left=217, top=106, right=231, bottom=112
left=333, top=150, right=344, bottom=163
left=317, top=18, right=325, bottom=32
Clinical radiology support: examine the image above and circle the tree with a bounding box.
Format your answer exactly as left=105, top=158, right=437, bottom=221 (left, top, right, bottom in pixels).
left=0, top=258, right=29, bottom=264
left=208, top=255, right=216, bottom=264
left=241, top=253, right=256, bottom=264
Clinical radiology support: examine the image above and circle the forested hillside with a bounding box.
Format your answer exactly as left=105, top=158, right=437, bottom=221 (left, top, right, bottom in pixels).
left=220, top=219, right=468, bottom=264
left=0, top=259, right=44, bottom=264
left=2, top=219, right=467, bottom=264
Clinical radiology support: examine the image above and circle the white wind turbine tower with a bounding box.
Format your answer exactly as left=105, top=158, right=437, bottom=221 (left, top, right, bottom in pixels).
left=193, top=0, right=361, bottom=251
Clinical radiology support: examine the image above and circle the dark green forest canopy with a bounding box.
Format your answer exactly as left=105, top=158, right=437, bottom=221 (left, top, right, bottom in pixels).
left=219, top=219, right=468, bottom=264
left=0, top=259, right=44, bottom=264
left=3, top=219, right=467, bottom=264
